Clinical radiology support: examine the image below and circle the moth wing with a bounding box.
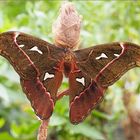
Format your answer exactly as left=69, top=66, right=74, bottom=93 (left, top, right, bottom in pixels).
left=69, top=42, right=140, bottom=124
left=0, top=31, right=64, bottom=119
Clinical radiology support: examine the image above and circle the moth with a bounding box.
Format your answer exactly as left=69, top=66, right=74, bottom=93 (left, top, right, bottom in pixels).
left=0, top=2, right=140, bottom=126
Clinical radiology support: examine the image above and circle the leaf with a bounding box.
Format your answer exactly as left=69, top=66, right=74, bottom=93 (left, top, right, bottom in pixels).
left=50, top=113, right=67, bottom=126
left=0, top=132, right=15, bottom=140
left=92, top=110, right=113, bottom=120
left=11, top=122, right=21, bottom=137
left=67, top=123, right=104, bottom=140
left=0, top=118, right=5, bottom=128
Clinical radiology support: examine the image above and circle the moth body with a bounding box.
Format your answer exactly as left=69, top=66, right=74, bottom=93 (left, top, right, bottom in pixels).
left=52, top=2, right=81, bottom=49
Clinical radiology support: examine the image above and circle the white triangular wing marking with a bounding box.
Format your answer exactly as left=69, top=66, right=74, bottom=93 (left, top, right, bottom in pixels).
left=44, top=72, right=54, bottom=81
left=76, top=77, right=85, bottom=86
left=96, top=53, right=108, bottom=60
left=30, top=46, right=43, bottom=54
left=19, top=44, right=25, bottom=48
left=114, top=53, right=120, bottom=57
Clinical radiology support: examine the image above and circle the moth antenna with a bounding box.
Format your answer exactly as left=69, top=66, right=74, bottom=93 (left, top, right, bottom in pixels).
left=52, top=1, right=81, bottom=49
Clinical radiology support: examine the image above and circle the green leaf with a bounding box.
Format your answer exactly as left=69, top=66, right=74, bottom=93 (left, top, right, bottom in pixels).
left=0, top=132, right=15, bottom=140
left=50, top=113, right=67, bottom=126
left=92, top=110, right=113, bottom=120
left=67, top=123, right=104, bottom=140
left=0, top=118, right=5, bottom=128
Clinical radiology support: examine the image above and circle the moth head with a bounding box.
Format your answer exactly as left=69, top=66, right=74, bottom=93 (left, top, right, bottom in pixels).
left=52, top=1, right=82, bottom=49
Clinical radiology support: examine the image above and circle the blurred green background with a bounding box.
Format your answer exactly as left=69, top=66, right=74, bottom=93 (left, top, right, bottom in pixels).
left=0, top=0, right=140, bottom=140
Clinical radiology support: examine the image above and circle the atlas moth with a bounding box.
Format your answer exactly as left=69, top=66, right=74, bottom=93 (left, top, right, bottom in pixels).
left=0, top=1, right=140, bottom=140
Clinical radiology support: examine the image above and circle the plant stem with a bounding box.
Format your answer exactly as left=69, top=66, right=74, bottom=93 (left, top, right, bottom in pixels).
left=37, top=119, right=50, bottom=140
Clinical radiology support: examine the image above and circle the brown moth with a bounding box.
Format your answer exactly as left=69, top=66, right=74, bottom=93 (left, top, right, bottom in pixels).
left=0, top=1, right=140, bottom=140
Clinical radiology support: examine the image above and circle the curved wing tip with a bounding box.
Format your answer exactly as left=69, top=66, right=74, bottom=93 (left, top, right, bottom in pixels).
left=70, top=117, right=81, bottom=125
left=35, top=110, right=53, bottom=120
left=69, top=110, right=87, bottom=125
left=70, top=116, right=86, bottom=125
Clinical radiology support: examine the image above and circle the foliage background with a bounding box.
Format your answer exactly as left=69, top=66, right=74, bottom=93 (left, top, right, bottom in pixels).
left=0, top=0, right=140, bottom=140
